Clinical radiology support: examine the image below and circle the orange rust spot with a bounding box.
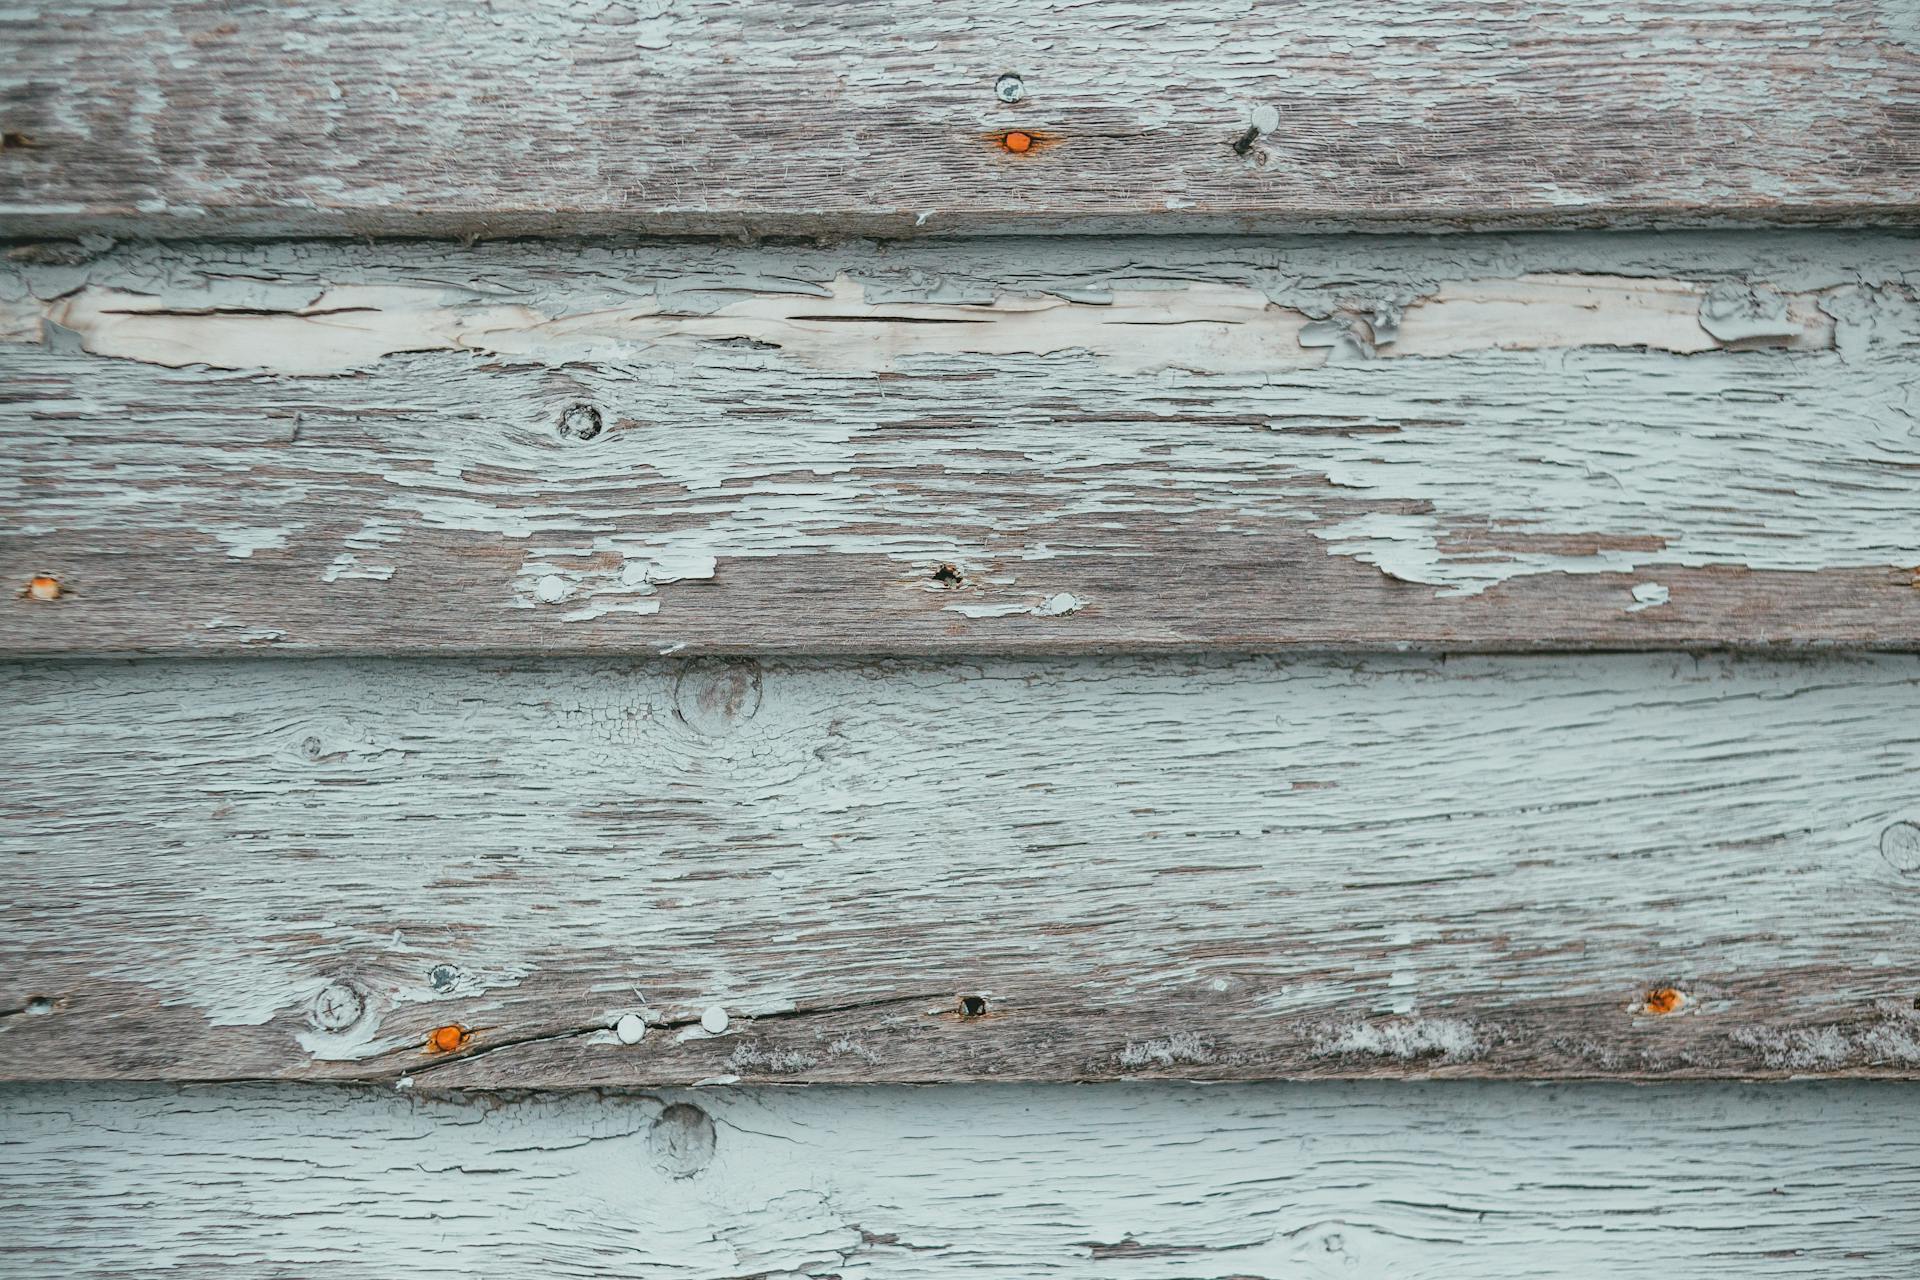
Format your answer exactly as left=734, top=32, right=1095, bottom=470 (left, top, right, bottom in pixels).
left=24, top=575, right=60, bottom=601
left=1001, top=130, right=1033, bottom=153
left=428, top=1024, right=468, bottom=1053
left=1643, top=987, right=1684, bottom=1016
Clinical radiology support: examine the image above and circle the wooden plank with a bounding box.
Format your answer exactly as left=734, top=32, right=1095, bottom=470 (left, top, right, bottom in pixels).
left=3, top=1080, right=1918, bottom=1276
left=4, top=232, right=1919, bottom=655
left=3, top=653, right=1918, bottom=1085
left=1, top=1, right=1916, bottom=236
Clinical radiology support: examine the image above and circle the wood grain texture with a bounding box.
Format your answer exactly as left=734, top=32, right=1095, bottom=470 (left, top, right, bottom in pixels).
left=4, top=653, right=1918, bottom=1085
left=3, top=1081, right=1919, bottom=1277
left=1, top=0, right=1917, bottom=236
left=5, top=232, right=1920, bottom=655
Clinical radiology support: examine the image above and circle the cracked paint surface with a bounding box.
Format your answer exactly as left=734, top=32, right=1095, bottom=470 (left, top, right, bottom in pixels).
left=2, top=232, right=1916, bottom=646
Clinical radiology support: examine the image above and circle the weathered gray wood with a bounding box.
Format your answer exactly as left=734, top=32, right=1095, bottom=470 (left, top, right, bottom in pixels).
left=4, top=232, right=1919, bottom=654
left=2, top=1081, right=1917, bottom=1276
left=2, top=1, right=1917, bottom=237
left=3, top=653, right=1917, bottom=1084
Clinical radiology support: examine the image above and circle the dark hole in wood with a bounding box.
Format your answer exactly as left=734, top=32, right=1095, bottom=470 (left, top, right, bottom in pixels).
left=959, top=995, right=987, bottom=1017
left=931, top=564, right=963, bottom=588
left=1, top=132, right=37, bottom=150
left=24, top=996, right=52, bottom=1015
left=557, top=402, right=604, bottom=441
left=301, top=735, right=324, bottom=759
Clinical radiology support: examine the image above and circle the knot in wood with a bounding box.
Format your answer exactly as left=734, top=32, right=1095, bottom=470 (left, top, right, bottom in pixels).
left=1882, top=821, right=1920, bottom=876
left=556, top=402, right=604, bottom=442
left=672, top=661, right=763, bottom=736
left=648, top=1103, right=716, bottom=1178
left=308, top=980, right=367, bottom=1033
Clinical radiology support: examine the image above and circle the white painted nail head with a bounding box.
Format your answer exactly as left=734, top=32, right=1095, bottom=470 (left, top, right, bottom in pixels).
left=700, top=1006, right=729, bottom=1034
left=615, top=1013, right=647, bottom=1044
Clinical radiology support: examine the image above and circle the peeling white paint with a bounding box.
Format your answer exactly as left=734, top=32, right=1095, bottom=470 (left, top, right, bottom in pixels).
left=22, top=272, right=1838, bottom=378
left=7, top=1081, right=1916, bottom=1277
left=4, top=235, right=1915, bottom=608
left=1628, top=582, right=1671, bottom=612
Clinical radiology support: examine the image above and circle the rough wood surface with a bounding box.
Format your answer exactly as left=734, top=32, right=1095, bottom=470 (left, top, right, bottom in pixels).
left=5, top=232, right=1920, bottom=654
left=2, top=1, right=1917, bottom=237
left=4, top=653, right=1918, bottom=1085
left=3, top=1080, right=1918, bottom=1277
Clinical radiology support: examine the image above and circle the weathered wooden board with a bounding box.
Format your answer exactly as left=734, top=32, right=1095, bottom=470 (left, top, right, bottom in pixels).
left=4, top=653, right=1917, bottom=1084
left=5, top=232, right=1919, bottom=654
left=3, top=1081, right=1918, bottom=1277
left=2, top=1, right=1917, bottom=237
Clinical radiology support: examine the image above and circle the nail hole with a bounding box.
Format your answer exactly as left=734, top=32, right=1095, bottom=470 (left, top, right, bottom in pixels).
left=930, top=563, right=963, bottom=588
left=1641, top=987, right=1685, bottom=1016
left=428, top=964, right=463, bottom=992
left=958, top=994, right=988, bottom=1018
left=301, top=735, right=325, bottom=760
left=2, top=132, right=38, bottom=150
left=994, top=73, right=1025, bottom=103
left=22, top=574, right=60, bottom=601
left=556, top=402, right=604, bottom=441
left=24, top=996, right=53, bottom=1016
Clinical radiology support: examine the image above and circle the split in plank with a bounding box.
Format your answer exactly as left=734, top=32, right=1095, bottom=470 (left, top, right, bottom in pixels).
left=2, top=1, right=1917, bottom=236
left=3, top=652, right=1918, bottom=1084
left=4, top=232, right=1919, bottom=654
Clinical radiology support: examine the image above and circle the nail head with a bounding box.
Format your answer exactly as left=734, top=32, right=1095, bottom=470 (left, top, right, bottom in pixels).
left=700, top=1005, right=729, bottom=1034
left=615, top=1013, right=647, bottom=1044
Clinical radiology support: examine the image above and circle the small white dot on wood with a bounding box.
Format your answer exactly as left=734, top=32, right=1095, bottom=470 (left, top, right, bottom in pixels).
left=615, top=1013, right=647, bottom=1044
left=700, top=1006, right=729, bottom=1034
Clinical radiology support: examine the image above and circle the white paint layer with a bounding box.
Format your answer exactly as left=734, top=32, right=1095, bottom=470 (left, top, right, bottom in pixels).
left=1, top=1082, right=1917, bottom=1277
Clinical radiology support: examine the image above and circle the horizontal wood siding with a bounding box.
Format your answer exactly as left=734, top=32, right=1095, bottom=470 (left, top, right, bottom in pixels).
left=5, top=233, right=1919, bottom=654
left=3, top=653, right=1917, bottom=1085
left=2, top=1, right=1917, bottom=236
left=3, top=1081, right=1918, bottom=1276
